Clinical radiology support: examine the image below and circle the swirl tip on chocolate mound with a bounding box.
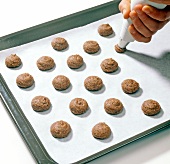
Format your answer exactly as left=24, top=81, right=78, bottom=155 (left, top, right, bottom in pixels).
left=114, top=44, right=126, bottom=53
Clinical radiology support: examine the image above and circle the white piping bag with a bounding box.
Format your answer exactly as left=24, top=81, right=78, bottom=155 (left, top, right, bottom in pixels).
left=115, top=0, right=166, bottom=53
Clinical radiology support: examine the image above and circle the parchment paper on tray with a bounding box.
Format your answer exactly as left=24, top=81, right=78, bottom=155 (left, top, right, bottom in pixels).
left=0, top=13, right=170, bottom=164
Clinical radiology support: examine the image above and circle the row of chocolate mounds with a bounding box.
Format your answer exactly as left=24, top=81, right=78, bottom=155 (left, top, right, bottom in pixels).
left=50, top=121, right=112, bottom=140
left=51, top=23, right=114, bottom=52
left=31, top=96, right=161, bottom=116
left=5, top=53, right=119, bottom=72
left=15, top=72, right=139, bottom=93
left=51, top=23, right=124, bottom=53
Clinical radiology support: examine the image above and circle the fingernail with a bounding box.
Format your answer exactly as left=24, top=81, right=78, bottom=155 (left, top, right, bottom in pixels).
left=123, top=9, right=126, bottom=15
left=143, top=6, right=152, bottom=14
left=122, top=9, right=127, bottom=18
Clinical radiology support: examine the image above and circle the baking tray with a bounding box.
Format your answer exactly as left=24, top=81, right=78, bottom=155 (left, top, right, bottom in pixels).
left=0, top=0, right=170, bottom=163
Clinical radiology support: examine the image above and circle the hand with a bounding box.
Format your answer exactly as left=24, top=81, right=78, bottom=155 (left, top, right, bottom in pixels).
left=119, top=0, right=131, bottom=19
left=119, top=0, right=170, bottom=43
left=129, top=4, right=170, bottom=42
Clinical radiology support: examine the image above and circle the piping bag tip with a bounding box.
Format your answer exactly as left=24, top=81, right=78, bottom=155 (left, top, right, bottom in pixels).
left=114, top=44, right=126, bottom=53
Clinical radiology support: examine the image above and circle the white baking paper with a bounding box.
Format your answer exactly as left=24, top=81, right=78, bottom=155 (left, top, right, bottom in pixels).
left=0, top=13, right=170, bottom=164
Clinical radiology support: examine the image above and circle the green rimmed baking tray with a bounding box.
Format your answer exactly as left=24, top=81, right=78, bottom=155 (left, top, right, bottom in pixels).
left=0, top=0, right=169, bottom=163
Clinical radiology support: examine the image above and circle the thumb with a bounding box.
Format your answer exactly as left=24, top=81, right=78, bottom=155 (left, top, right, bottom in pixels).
left=119, top=0, right=131, bottom=19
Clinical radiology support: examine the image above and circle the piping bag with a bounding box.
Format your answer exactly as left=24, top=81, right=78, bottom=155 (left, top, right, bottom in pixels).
left=115, top=0, right=167, bottom=53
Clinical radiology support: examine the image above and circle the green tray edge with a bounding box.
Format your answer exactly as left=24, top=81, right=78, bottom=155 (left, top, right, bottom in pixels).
left=0, top=0, right=120, bottom=51
left=0, top=74, right=57, bottom=164
left=77, top=120, right=170, bottom=164
left=1, top=72, right=169, bottom=164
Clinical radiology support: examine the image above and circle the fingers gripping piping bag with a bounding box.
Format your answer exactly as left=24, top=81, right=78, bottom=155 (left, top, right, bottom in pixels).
left=115, top=0, right=167, bottom=53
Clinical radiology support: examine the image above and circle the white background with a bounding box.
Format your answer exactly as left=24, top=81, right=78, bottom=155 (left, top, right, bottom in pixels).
left=0, top=0, right=170, bottom=164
